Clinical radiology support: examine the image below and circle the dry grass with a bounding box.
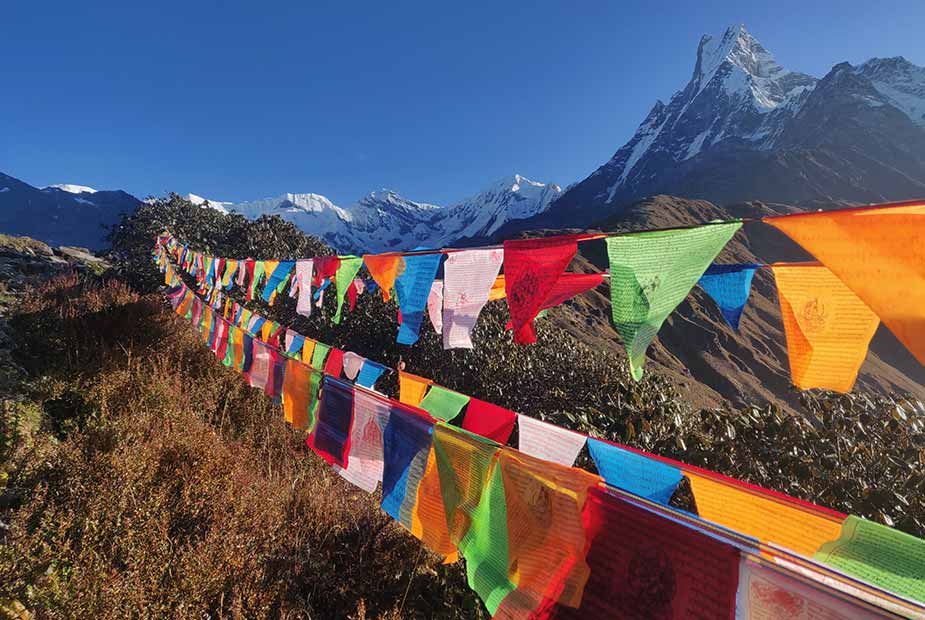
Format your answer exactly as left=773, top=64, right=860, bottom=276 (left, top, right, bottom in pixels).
left=1, top=274, right=482, bottom=619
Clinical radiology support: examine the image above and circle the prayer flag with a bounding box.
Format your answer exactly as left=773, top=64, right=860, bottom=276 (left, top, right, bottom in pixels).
left=265, top=347, right=286, bottom=400
left=294, top=259, right=314, bottom=317
left=686, top=471, right=844, bottom=558
left=772, top=264, right=880, bottom=393
left=504, top=236, right=578, bottom=344
left=247, top=260, right=266, bottom=301
left=766, top=203, right=925, bottom=364
left=399, top=371, right=430, bottom=407
left=364, top=254, right=403, bottom=301
left=323, top=347, right=345, bottom=378
left=313, top=255, right=340, bottom=287
left=545, top=488, right=740, bottom=620
left=418, top=385, right=470, bottom=422
left=307, top=377, right=355, bottom=467
left=587, top=439, right=683, bottom=504
left=606, top=222, right=741, bottom=380
left=342, top=352, right=365, bottom=381
left=427, top=281, right=444, bottom=333
left=489, top=275, right=506, bottom=301
left=813, top=516, right=925, bottom=604
left=282, top=358, right=313, bottom=429
left=443, top=249, right=504, bottom=349
left=698, top=263, right=761, bottom=329
left=334, top=256, right=364, bottom=324
left=356, top=360, right=388, bottom=389
left=517, top=414, right=586, bottom=467
left=310, top=342, right=331, bottom=371
left=394, top=253, right=443, bottom=345
left=461, top=398, right=517, bottom=445
left=262, top=260, right=293, bottom=304
left=246, top=338, right=272, bottom=392
left=336, top=389, right=393, bottom=492
left=301, top=339, right=316, bottom=365
left=381, top=405, right=434, bottom=526
left=285, top=332, right=305, bottom=357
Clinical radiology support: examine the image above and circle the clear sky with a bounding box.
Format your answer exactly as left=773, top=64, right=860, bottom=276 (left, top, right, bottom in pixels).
left=2, top=0, right=924, bottom=206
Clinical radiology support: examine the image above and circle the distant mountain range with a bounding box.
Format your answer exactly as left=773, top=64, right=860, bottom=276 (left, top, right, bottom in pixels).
left=195, top=174, right=562, bottom=253
left=0, top=173, right=140, bottom=250
left=503, top=25, right=925, bottom=235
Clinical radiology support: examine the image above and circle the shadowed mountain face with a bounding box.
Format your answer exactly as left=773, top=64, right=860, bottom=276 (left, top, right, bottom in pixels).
left=0, top=172, right=140, bottom=250
left=538, top=195, right=925, bottom=410
left=500, top=26, right=925, bottom=237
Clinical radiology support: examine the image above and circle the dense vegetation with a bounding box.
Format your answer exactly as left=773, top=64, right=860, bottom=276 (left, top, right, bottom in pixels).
left=1, top=195, right=923, bottom=618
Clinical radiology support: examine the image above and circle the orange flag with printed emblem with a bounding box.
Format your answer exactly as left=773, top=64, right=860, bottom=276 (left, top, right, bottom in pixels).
left=766, top=202, right=925, bottom=364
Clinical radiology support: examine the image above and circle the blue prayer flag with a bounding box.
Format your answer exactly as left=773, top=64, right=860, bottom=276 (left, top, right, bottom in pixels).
left=394, top=253, right=442, bottom=345
left=356, top=360, right=388, bottom=389
left=588, top=438, right=683, bottom=505
left=697, top=263, right=761, bottom=330
left=262, top=261, right=295, bottom=303
left=381, top=406, right=433, bottom=526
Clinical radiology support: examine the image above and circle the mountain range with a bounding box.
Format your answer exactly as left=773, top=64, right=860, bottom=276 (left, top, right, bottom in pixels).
left=504, top=24, right=925, bottom=234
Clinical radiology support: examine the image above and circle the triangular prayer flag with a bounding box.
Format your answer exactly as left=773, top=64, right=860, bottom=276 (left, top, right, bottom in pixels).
left=399, top=371, right=431, bottom=407
left=342, top=351, right=365, bottom=380
left=262, top=260, right=293, bottom=304
left=772, top=263, right=880, bottom=393
left=503, top=273, right=604, bottom=331
left=364, top=254, right=403, bottom=301
left=310, top=342, right=331, bottom=371
left=443, top=249, right=504, bottom=349
left=427, top=280, right=444, bottom=334
left=516, top=415, right=586, bottom=467
left=294, top=259, right=314, bottom=317
left=313, top=255, right=340, bottom=288
left=334, top=256, right=364, bottom=324
left=504, top=236, right=579, bottom=344
left=323, top=347, right=345, bottom=378
left=248, top=260, right=266, bottom=301
left=607, top=222, right=741, bottom=380
left=698, top=263, right=761, bottom=329
left=587, top=439, right=683, bottom=504
left=418, top=385, right=470, bottom=422
left=394, top=253, right=443, bottom=345
left=766, top=203, right=925, bottom=364
left=461, top=398, right=517, bottom=445
left=356, top=360, right=388, bottom=389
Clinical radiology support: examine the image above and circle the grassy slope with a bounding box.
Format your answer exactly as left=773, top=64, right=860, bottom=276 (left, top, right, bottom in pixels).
left=0, top=273, right=483, bottom=619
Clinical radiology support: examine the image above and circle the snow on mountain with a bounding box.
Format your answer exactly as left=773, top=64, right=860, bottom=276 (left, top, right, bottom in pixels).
left=186, top=193, right=233, bottom=214
left=44, top=183, right=98, bottom=194
left=223, top=175, right=560, bottom=253
left=857, top=57, right=925, bottom=128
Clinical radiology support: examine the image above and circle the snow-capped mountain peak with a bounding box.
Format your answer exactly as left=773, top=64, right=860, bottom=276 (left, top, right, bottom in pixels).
left=218, top=174, right=559, bottom=253
left=45, top=183, right=98, bottom=194
left=857, top=56, right=925, bottom=127
left=186, top=193, right=233, bottom=213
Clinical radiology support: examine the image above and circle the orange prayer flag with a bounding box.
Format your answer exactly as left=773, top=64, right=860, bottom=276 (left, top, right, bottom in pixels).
left=411, top=446, right=458, bottom=559
left=301, top=339, right=316, bottom=365
left=686, top=471, right=844, bottom=557
left=363, top=254, right=404, bottom=302
left=282, top=358, right=313, bottom=430
left=399, top=371, right=431, bottom=407
left=488, top=274, right=506, bottom=301
left=772, top=263, right=880, bottom=393
left=766, top=203, right=925, bottom=364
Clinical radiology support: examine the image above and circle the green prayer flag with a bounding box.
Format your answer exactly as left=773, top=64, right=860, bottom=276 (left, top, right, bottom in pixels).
left=306, top=369, right=322, bottom=432
left=222, top=327, right=236, bottom=367
left=459, top=463, right=515, bottom=614
left=334, top=256, right=364, bottom=324
left=419, top=386, right=471, bottom=422
left=310, top=342, right=331, bottom=371
left=814, top=516, right=925, bottom=603
left=606, top=222, right=741, bottom=380
left=249, top=261, right=266, bottom=299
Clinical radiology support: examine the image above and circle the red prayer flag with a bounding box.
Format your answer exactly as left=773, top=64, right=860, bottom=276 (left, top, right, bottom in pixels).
left=545, top=488, right=740, bottom=620
left=313, top=256, right=341, bottom=287
left=504, top=237, right=579, bottom=344
left=504, top=273, right=605, bottom=331
left=323, top=347, right=345, bottom=378
left=461, top=398, right=517, bottom=444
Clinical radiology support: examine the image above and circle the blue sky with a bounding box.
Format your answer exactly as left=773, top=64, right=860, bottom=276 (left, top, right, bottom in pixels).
left=2, top=1, right=924, bottom=205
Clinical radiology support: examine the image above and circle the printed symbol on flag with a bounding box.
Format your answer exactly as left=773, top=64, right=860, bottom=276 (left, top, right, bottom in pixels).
left=619, top=547, right=676, bottom=619
left=510, top=272, right=538, bottom=308
left=456, top=291, right=470, bottom=305
left=751, top=579, right=804, bottom=618
left=800, top=298, right=827, bottom=334
left=524, top=477, right=553, bottom=528
left=643, top=274, right=661, bottom=298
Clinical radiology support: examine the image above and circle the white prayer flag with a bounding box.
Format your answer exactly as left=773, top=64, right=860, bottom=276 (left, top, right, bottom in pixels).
left=442, top=249, right=503, bottom=349
left=517, top=414, right=586, bottom=467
